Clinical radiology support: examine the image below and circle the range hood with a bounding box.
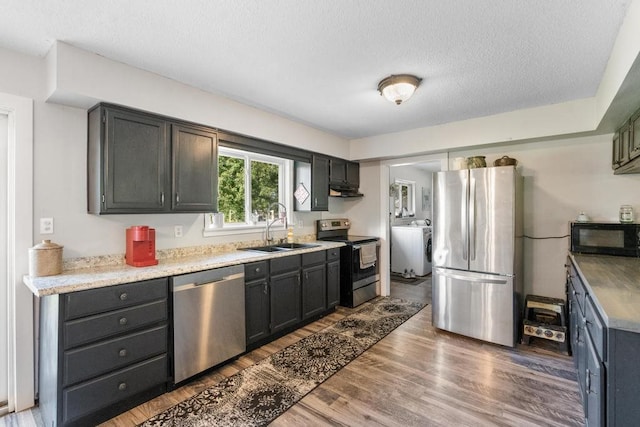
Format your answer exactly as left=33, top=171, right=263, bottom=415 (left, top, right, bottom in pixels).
left=329, top=187, right=364, bottom=198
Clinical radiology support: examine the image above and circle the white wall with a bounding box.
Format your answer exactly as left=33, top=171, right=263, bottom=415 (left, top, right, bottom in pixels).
left=0, top=45, right=354, bottom=259
left=352, top=134, right=640, bottom=300
left=452, top=135, right=640, bottom=299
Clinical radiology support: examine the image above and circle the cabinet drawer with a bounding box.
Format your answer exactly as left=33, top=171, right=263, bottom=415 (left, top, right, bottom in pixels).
left=569, top=264, right=586, bottom=314
left=64, top=300, right=167, bottom=349
left=245, top=261, right=268, bottom=282
left=302, top=250, right=326, bottom=266
left=64, top=278, right=168, bottom=320
left=327, top=248, right=341, bottom=261
left=62, top=354, right=167, bottom=425
left=271, top=254, right=300, bottom=275
left=586, top=296, right=606, bottom=360
left=63, top=325, right=167, bottom=387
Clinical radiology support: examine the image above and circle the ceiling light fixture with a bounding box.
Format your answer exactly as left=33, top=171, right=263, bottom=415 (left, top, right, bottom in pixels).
left=377, top=74, right=422, bottom=105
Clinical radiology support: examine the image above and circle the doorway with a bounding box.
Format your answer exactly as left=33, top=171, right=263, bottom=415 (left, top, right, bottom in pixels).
left=0, top=112, right=7, bottom=414
left=388, top=160, right=442, bottom=302
left=0, top=92, right=34, bottom=414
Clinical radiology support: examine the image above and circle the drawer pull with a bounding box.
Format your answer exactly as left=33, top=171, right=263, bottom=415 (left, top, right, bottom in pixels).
left=119, top=317, right=128, bottom=326
left=118, top=349, right=127, bottom=357
left=119, top=292, right=128, bottom=301
left=255, top=267, right=261, bottom=273
left=118, top=382, right=127, bottom=391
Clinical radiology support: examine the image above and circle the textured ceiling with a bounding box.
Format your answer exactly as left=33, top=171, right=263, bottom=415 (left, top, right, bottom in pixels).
left=0, top=0, right=632, bottom=139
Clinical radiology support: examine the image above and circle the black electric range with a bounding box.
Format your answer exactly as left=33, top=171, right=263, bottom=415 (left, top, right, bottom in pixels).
left=316, top=219, right=380, bottom=307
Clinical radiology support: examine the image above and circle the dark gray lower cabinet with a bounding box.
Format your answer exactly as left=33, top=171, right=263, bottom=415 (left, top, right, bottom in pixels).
left=302, top=251, right=327, bottom=320
left=245, top=250, right=339, bottom=348
left=568, top=256, right=640, bottom=426
left=244, top=261, right=270, bottom=345
left=39, top=278, right=169, bottom=427
left=327, top=248, right=340, bottom=309
left=270, top=256, right=302, bottom=333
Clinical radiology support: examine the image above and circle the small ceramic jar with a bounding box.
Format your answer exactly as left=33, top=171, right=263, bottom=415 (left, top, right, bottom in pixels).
left=29, top=240, right=63, bottom=277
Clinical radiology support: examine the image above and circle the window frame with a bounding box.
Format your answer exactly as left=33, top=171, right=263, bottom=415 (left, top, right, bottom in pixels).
left=204, top=146, right=293, bottom=236
left=393, top=179, right=416, bottom=218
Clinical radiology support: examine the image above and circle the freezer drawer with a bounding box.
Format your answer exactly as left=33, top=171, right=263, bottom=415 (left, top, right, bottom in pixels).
left=432, top=267, right=517, bottom=347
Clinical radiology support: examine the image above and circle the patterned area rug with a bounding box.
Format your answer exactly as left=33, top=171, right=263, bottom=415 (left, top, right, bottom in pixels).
left=139, top=297, right=426, bottom=427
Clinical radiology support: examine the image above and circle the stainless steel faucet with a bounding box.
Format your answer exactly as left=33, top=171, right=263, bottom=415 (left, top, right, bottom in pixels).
left=265, top=202, right=287, bottom=245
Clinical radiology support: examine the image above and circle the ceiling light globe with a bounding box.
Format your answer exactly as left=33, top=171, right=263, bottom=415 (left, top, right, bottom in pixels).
left=378, top=74, right=422, bottom=105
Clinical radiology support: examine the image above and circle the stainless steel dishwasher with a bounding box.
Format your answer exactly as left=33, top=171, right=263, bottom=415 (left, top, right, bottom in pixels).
left=172, top=264, right=245, bottom=384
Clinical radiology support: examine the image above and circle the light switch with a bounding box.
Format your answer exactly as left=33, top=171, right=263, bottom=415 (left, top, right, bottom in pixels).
left=40, top=217, right=54, bottom=234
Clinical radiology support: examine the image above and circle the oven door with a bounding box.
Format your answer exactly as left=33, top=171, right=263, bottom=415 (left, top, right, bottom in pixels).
left=351, top=242, right=379, bottom=286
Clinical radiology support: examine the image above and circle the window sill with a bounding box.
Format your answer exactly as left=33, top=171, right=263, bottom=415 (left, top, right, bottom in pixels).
left=203, top=223, right=285, bottom=237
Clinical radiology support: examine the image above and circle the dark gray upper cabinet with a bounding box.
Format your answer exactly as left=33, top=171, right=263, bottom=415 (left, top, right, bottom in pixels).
left=329, top=158, right=359, bottom=189
left=171, top=124, right=218, bottom=212
left=630, top=109, right=640, bottom=161
left=613, top=104, right=640, bottom=174
left=88, top=104, right=218, bottom=214
left=88, top=105, right=170, bottom=214
left=329, top=158, right=347, bottom=185
left=311, top=155, right=329, bottom=211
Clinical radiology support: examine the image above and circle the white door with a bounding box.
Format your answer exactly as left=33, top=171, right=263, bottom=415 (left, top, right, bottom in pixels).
left=0, top=112, right=8, bottom=411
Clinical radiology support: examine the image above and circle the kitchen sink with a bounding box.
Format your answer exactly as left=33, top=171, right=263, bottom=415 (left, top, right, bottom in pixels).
left=273, top=243, right=320, bottom=250
left=241, top=245, right=289, bottom=252
left=241, top=243, right=320, bottom=253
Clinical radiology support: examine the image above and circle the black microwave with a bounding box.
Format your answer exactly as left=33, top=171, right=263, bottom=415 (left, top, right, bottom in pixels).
left=570, top=222, right=640, bottom=257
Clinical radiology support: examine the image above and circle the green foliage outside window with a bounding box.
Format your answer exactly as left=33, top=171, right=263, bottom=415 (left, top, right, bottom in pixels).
left=218, top=155, right=245, bottom=223
left=218, top=153, right=280, bottom=224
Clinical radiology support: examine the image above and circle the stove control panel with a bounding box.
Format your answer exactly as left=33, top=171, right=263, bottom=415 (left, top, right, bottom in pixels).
left=317, top=218, right=350, bottom=232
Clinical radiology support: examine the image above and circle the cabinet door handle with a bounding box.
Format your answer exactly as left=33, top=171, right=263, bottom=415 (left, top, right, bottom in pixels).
left=119, top=348, right=127, bottom=357
left=176, top=193, right=180, bottom=205
left=118, top=382, right=127, bottom=391
left=160, top=192, right=165, bottom=206
left=585, top=368, right=591, bottom=393
left=119, top=317, right=128, bottom=326
left=119, top=292, right=128, bottom=301
left=305, top=272, right=309, bottom=281
left=263, top=282, right=268, bottom=295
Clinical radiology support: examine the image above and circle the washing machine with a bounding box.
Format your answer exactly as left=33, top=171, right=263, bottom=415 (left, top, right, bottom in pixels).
left=391, top=225, right=432, bottom=276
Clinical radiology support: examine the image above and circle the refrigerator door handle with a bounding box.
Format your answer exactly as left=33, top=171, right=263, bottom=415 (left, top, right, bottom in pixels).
left=469, top=177, right=476, bottom=261
left=434, top=268, right=509, bottom=285
left=461, top=176, right=468, bottom=261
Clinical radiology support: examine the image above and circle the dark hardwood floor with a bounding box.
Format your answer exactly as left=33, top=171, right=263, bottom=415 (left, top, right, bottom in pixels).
left=0, top=275, right=584, bottom=426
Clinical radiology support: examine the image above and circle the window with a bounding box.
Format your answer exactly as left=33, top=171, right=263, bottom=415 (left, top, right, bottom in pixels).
left=393, top=179, right=415, bottom=218
left=215, top=147, right=291, bottom=228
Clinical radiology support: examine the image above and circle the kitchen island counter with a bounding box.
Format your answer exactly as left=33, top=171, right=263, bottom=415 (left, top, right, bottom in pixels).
left=24, top=241, right=344, bottom=297
left=570, top=253, right=640, bottom=333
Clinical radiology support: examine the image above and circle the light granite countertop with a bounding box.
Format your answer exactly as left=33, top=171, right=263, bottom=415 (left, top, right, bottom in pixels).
left=570, top=253, right=640, bottom=333
left=24, top=241, right=344, bottom=297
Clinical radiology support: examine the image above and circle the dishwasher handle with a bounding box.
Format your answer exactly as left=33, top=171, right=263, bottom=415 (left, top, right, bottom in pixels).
left=173, top=272, right=244, bottom=292
left=172, top=265, right=244, bottom=292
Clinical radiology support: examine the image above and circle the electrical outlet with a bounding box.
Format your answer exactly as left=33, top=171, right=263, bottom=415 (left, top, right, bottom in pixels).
left=40, top=217, right=54, bottom=234
left=174, top=225, right=183, bottom=238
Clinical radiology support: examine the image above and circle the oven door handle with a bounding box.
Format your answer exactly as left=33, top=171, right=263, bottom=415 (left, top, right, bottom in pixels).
left=352, top=242, right=380, bottom=250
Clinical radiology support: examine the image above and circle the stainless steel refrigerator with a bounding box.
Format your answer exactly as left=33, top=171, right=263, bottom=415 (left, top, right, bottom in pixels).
left=432, top=166, right=523, bottom=347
